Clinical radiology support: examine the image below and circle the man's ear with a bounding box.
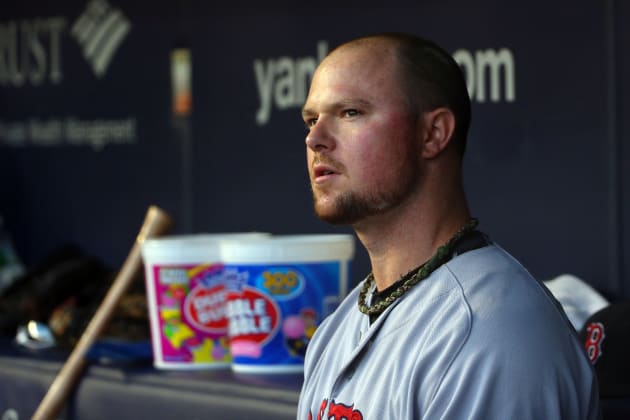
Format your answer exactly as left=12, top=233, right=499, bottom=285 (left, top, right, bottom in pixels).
left=420, top=108, right=456, bottom=159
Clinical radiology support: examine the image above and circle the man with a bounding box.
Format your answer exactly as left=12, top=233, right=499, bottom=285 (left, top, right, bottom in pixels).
left=297, top=33, right=600, bottom=419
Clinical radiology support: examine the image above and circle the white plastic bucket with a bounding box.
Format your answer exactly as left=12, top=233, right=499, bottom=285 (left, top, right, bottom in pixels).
left=219, top=234, right=355, bottom=373
left=141, top=233, right=268, bottom=370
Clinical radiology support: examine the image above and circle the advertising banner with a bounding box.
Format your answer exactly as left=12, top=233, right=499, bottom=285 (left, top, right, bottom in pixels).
left=0, top=0, right=624, bottom=297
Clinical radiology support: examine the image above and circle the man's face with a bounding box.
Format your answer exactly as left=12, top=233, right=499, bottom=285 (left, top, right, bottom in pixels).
left=302, top=44, right=422, bottom=225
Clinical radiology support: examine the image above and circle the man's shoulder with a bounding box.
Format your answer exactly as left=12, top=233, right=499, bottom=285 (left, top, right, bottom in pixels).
left=445, top=244, right=555, bottom=314
left=444, top=244, right=586, bottom=361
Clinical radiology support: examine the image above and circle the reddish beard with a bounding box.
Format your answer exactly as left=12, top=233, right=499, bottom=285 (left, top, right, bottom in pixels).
left=310, top=154, right=421, bottom=225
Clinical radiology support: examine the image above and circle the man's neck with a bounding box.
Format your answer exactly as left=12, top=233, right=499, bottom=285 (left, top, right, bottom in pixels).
left=355, top=189, right=471, bottom=291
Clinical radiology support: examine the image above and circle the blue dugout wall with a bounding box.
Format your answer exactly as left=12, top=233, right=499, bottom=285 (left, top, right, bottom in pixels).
left=0, top=0, right=627, bottom=299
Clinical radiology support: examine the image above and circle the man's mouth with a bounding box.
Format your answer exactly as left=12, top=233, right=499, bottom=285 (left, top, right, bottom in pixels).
left=313, top=163, right=340, bottom=182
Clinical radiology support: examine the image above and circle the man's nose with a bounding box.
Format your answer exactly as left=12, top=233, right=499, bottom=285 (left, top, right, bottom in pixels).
left=305, top=120, right=335, bottom=152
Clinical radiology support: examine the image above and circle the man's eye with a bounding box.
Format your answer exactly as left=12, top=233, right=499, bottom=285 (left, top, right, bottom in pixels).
left=305, top=118, right=318, bottom=128
left=343, top=109, right=359, bottom=118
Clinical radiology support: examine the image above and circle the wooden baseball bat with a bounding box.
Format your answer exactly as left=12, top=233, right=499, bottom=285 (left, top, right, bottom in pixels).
left=32, top=205, right=173, bottom=420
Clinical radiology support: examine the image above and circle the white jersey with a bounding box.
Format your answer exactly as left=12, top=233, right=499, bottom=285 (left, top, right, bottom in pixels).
left=297, top=244, right=600, bottom=419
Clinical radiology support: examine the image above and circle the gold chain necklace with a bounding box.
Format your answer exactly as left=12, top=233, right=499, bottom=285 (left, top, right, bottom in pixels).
left=357, top=218, right=479, bottom=316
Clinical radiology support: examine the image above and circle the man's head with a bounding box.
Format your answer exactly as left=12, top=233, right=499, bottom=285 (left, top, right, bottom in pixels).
left=302, top=33, right=471, bottom=225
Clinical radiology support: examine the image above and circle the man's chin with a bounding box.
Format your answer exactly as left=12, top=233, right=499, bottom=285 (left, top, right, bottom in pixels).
left=315, top=212, right=354, bottom=225
left=313, top=201, right=367, bottom=226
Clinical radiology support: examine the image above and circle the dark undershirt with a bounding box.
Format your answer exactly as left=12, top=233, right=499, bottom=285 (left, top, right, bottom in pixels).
left=369, top=230, right=492, bottom=324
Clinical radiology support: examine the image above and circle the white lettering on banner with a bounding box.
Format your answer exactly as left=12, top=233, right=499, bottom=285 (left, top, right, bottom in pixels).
left=0, top=17, right=66, bottom=87
left=0, top=117, right=137, bottom=151
left=29, top=118, right=63, bottom=146
left=453, top=48, right=516, bottom=103
left=254, top=40, right=328, bottom=125
left=0, top=0, right=131, bottom=86
left=65, top=117, right=136, bottom=150
left=253, top=45, right=517, bottom=125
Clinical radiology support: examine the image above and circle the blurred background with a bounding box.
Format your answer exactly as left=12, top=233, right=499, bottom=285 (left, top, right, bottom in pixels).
left=1, top=0, right=627, bottom=300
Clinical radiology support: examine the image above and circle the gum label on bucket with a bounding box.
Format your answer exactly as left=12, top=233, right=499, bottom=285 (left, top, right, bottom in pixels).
left=152, top=263, right=231, bottom=364
left=224, top=262, right=345, bottom=369
left=227, top=286, right=281, bottom=358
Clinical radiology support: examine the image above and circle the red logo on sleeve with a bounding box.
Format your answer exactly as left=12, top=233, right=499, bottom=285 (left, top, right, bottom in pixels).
left=584, top=322, right=605, bottom=363
left=308, top=399, right=363, bottom=420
